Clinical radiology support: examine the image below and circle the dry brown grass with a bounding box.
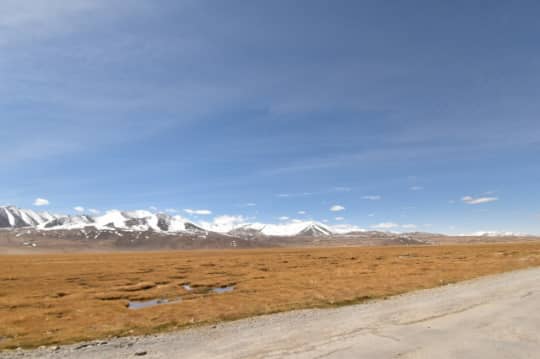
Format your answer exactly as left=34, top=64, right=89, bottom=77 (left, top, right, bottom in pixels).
left=1, top=243, right=540, bottom=349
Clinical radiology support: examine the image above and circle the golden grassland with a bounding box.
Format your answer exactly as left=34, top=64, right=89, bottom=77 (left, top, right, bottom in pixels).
left=1, top=243, right=540, bottom=349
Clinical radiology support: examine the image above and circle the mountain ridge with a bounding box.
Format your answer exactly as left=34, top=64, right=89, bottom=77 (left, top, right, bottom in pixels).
left=0, top=206, right=336, bottom=237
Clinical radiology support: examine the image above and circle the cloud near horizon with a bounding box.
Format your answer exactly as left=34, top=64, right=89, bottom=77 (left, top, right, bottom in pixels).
left=184, top=209, right=212, bottom=215
left=372, top=222, right=399, bottom=229
left=330, top=205, right=345, bottom=212
left=33, top=198, right=49, bottom=206
left=199, top=215, right=246, bottom=232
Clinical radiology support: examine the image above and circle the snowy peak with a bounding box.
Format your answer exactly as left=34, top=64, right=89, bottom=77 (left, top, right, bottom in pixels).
left=0, top=206, right=204, bottom=234
left=153, top=213, right=206, bottom=234
left=42, top=215, right=95, bottom=230
left=466, top=231, right=529, bottom=237
left=298, top=223, right=333, bottom=237
left=41, top=209, right=205, bottom=234
left=228, top=225, right=265, bottom=238
left=0, top=206, right=59, bottom=228
left=1, top=206, right=334, bottom=237
left=227, top=221, right=333, bottom=237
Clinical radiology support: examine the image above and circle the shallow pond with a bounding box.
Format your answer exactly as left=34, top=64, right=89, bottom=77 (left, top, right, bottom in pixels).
left=213, top=285, right=235, bottom=294
left=128, top=298, right=181, bottom=310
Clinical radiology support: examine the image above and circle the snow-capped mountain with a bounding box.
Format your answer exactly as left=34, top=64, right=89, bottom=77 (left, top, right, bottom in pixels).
left=0, top=206, right=59, bottom=228
left=225, top=221, right=333, bottom=237
left=43, top=210, right=206, bottom=234
left=464, top=231, right=529, bottom=237
left=298, top=223, right=333, bottom=237
left=42, top=215, right=95, bottom=229
left=0, top=206, right=332, bottom=237
left=0, top=206, right=205, bottom=234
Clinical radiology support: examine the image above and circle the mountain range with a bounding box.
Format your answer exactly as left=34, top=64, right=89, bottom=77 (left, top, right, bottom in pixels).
left=0, top=206, right=335, bottom=237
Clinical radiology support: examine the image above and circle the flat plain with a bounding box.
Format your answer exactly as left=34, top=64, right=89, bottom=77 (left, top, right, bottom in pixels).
left=1, top=243, right=540, bottom=350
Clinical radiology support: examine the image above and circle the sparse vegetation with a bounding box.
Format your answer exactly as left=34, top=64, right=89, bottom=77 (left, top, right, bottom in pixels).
left=1, top=243, right=540, bottom=349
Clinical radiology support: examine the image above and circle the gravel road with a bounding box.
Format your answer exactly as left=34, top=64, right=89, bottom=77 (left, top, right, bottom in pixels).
left=3, top=267, right=540, bottom=359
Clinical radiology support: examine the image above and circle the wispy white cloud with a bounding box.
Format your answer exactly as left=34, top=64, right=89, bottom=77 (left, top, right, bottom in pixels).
left=88, top=208, right=100, bottom=215
left=297, top=210, right=306, bottom=215
left=335, top=216, right=344, bottom=221
left=0, top=0, right=106, bottom=45
left=165, top=208, right=178, bottom=214
left=277, top=187, right=352, bottom=199
left=74, top=206, right=85, bottom=213
left=362, top=195, right=381, bottom=201
left=184, top=208, right=212, bottom=215
left=277, top=192, right=313, bottom=198
left=261, top=145, right=480, bottom=176
left=462, top=196, right=498, bottom=205
left=278, top=216, right=289, bottom=221
left=330, top=205, right=345, bottom=212
left=33, top=198, right=49, bottom=206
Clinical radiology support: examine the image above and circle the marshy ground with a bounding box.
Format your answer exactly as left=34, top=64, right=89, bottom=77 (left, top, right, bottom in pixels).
left=1, top=243, right=540, bottom=350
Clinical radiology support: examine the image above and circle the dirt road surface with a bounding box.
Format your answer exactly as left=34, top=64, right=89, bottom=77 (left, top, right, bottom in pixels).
left=2, top=267, right=539, bottom=358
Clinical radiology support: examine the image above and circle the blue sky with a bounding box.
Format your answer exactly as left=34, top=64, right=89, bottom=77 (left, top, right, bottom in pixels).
left=1, top=0, right=540, bottom=234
